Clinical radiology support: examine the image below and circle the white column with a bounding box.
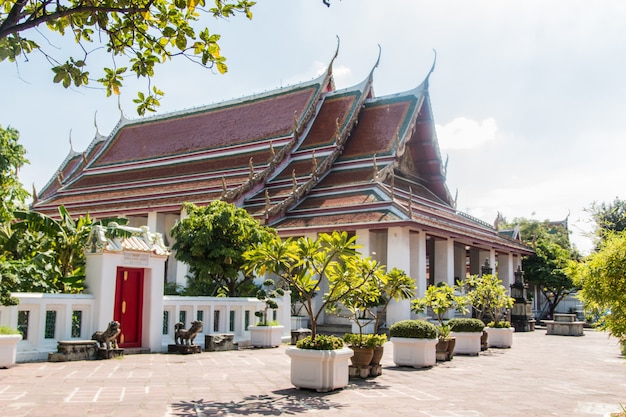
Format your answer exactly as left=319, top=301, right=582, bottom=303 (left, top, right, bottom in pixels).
left=174, top=208, right=189, bottom=287
left=411, top=231, right=427, bottom=300
left=386, top=226, right=411, bottom=324
left=208, top=305, right=215, bottom=333
left=499, top=253, right=515, bottom=291
left=434, top=238, right=455, bottom=286
left=144, top=257, right=166, bottom=353
left=147, top=211, right=158, bottom=232
left=355, top=229, right=372, bottom=259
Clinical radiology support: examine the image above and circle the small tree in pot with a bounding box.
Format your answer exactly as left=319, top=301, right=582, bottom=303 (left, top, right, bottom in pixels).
left=462, top=274, right=515, bottom=348
left=411, top=282, right=467, bottom=361
left=248, top=278, right=285, bottom=347
left=244, top=231, right=381, bottom=391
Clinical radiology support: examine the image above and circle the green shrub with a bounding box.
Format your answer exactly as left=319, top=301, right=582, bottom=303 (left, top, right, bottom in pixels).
left=365, top=334, right=387, bottom=348
left=0, top=326, right=20, bottom=335
left=389, top=320, right=438, bottom=339
left=487, top=320, right=512, bottom=329
left=254, top=320, right=280, bottom=327
left=296, top=335, right=344, bottom=350
left=448, top=318, right=485, bottom=333
left=343, top=333, right=387, bottom=348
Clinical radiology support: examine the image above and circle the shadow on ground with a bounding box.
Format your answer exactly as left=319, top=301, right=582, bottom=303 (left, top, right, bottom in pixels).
left=169, top=389, right=345, bottom=416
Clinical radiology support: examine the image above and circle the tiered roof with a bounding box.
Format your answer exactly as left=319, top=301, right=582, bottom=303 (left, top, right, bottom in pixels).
left=33, top=51, right=532, bottom=255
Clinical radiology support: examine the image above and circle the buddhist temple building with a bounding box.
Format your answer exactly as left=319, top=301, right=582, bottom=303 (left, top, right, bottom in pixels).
left=32, top=49, right=533, bottom=325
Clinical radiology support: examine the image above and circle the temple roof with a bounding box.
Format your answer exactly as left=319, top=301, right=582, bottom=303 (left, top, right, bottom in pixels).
left=32, top=53, right=532, bottom=256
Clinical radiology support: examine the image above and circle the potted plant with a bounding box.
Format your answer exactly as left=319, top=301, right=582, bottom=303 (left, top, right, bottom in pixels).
left=366, top=334, right=387, bottom=366
left=389, top=319, right=439, bottom=368
left=248, top=278, right=285, bottom=347
left=0, top=326, right=22, bottom=368
left=244, top=231, right=380, bottom=392
left=343, top=333, right=374, bottom=366
left=447, top=318, right=485, bottom=355
left=411, top=282, right=468, bottom=361
left=462, top=274, right=515, bottom=348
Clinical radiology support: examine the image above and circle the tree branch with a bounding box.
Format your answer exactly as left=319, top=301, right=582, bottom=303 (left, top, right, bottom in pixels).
left=1, top=4, right=151, bottom=40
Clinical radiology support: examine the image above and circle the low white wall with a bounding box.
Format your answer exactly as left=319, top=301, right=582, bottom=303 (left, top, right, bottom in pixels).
left=162, top=294, right=291, bottom=350
left=0, top=292, right=291, bottom=362
left=0, top=293, right=96, bottom=362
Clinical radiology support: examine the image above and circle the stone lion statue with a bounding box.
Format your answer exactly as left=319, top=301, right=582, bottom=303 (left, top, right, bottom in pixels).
left=175, top=321, right=203, bottom=346
left=91, top=321, right=121, bottom=350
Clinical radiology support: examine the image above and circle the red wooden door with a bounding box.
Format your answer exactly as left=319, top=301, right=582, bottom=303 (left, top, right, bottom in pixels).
left=114, top=267, right=144, bottom=348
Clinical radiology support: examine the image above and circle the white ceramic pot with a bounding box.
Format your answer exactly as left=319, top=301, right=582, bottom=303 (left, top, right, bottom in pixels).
left=485, top=327, right=514, bottom=348
left=285, top=346, right=353, bottom=392
left=390, top=337, right=437, bottom=368
left=450, top=331, right=482, bottom=355
left=0, top=334, right=22, bottom=368
left=248, top=325, right=284, bottom=347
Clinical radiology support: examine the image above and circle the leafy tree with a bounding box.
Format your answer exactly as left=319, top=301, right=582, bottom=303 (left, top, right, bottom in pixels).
left=506, top=217, right=578, bottom=319
left=1, top=0, right=255, bottom=114
left=585, top=197, right=626, bottom=247
left=573, top=231, right=626, bottom=349
left=412, top=281, right=467, bottom=329
left=0, top=124, right=29, bottom=305
left=371, top=268, right=416, bottom=333
left=170, top=200, right=273, bottom=297
left=1, top=206, right=117, bottom=296
left=0, top=125, right=29, bottom=224
left=0, top=204, right=129, bottom=304
left=243, top=231, right=377, bottom=340
left=461, top=273, right=514, bottom=326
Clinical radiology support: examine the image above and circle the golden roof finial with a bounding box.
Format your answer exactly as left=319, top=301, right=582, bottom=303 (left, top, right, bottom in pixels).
left=248, top=157, right=254, bottom=180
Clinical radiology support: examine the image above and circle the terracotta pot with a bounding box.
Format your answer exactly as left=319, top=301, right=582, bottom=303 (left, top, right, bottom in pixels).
left=436, top=337, right=455, bottom=361
left=350, top=346, right=374, bottom=366
left=370, top=346, right=384, bottom=365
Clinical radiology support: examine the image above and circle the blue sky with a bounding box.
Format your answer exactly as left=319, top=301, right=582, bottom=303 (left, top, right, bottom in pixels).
left=2, top=0, right=625, bottom=254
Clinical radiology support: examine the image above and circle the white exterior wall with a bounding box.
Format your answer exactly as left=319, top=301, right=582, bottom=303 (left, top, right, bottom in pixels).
left=386, top=226, right=411, bottom=325
left=85, top=250, right=167, bottom=353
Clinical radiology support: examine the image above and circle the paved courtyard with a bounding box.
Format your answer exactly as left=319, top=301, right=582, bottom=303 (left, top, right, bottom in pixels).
left=0, top=328, right=624, bottom=417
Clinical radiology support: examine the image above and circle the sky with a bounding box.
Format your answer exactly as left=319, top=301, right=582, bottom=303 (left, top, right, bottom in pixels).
left=2, top=0, right=626, bottom=255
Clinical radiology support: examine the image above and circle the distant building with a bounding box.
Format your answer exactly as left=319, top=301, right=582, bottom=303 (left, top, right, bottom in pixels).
left=33, top=51, right=533, bottom=325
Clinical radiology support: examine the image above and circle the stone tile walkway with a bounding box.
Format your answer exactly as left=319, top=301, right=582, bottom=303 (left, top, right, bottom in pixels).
left=0, top=328, right=624, bottom=416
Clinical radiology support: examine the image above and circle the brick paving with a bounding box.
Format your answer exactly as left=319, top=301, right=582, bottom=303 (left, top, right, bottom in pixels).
left=0, top=328, right=624, bottom=416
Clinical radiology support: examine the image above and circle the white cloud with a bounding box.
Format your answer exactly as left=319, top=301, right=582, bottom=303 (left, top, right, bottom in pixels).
left=436, top=117, right=498, bottom=150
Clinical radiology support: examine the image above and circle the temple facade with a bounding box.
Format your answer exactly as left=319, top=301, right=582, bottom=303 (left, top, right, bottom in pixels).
left=33, top=52, right=533, bottom=325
